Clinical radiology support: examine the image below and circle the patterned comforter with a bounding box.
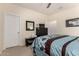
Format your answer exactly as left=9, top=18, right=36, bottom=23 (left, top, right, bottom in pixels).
left=32, top=34, right=79, bottom=56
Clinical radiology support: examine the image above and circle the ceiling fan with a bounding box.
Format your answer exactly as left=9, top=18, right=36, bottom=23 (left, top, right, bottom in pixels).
left=47, top=3, right=51, bottom=8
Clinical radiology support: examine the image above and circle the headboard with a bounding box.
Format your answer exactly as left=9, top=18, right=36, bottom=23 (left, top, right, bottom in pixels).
left=36, top=24, right=48, bottom=37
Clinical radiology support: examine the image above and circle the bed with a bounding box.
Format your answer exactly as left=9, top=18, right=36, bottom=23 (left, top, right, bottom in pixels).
left=32, top=34, right=79, bottom=56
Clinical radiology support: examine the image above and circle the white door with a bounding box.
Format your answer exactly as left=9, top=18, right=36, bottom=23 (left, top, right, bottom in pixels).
left=4, top=14, right=20, bottom=49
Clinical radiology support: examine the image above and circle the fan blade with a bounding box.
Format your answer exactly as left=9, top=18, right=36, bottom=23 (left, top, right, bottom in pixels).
left=47, top=3, right=51, bottom=8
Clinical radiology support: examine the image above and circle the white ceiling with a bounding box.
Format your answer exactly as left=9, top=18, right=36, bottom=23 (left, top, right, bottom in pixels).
left=13, top=3, right=79, bottom=15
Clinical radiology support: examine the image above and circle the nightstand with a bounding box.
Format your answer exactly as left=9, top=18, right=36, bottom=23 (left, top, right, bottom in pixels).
left=25, top=37, right=36, bottom=46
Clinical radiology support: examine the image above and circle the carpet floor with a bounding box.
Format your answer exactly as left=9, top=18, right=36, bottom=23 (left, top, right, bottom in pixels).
left=0, top=46, right=33, bottom=56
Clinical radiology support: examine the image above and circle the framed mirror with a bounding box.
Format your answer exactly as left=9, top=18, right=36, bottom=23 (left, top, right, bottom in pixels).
left=66, top=18, right=79, bottom=27
left=26, top=21, right=35, bottom=31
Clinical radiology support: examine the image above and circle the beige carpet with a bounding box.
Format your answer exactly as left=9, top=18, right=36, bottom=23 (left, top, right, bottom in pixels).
left=1, top=46, right=33, bottom=56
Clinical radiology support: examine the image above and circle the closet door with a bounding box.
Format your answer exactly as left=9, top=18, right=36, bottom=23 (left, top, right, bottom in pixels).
left=4, top=14, right=20, bottom=49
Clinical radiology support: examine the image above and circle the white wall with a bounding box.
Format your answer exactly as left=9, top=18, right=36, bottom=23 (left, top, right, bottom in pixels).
left=49, top=6, right=79, bottom=36
left=0, top=4, right=48, bottom=53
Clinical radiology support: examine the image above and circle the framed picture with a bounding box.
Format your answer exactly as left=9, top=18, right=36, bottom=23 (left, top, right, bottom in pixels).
left=66, top=18, right=79, bottom=27
left=26, top=21, right=35, bottom=31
